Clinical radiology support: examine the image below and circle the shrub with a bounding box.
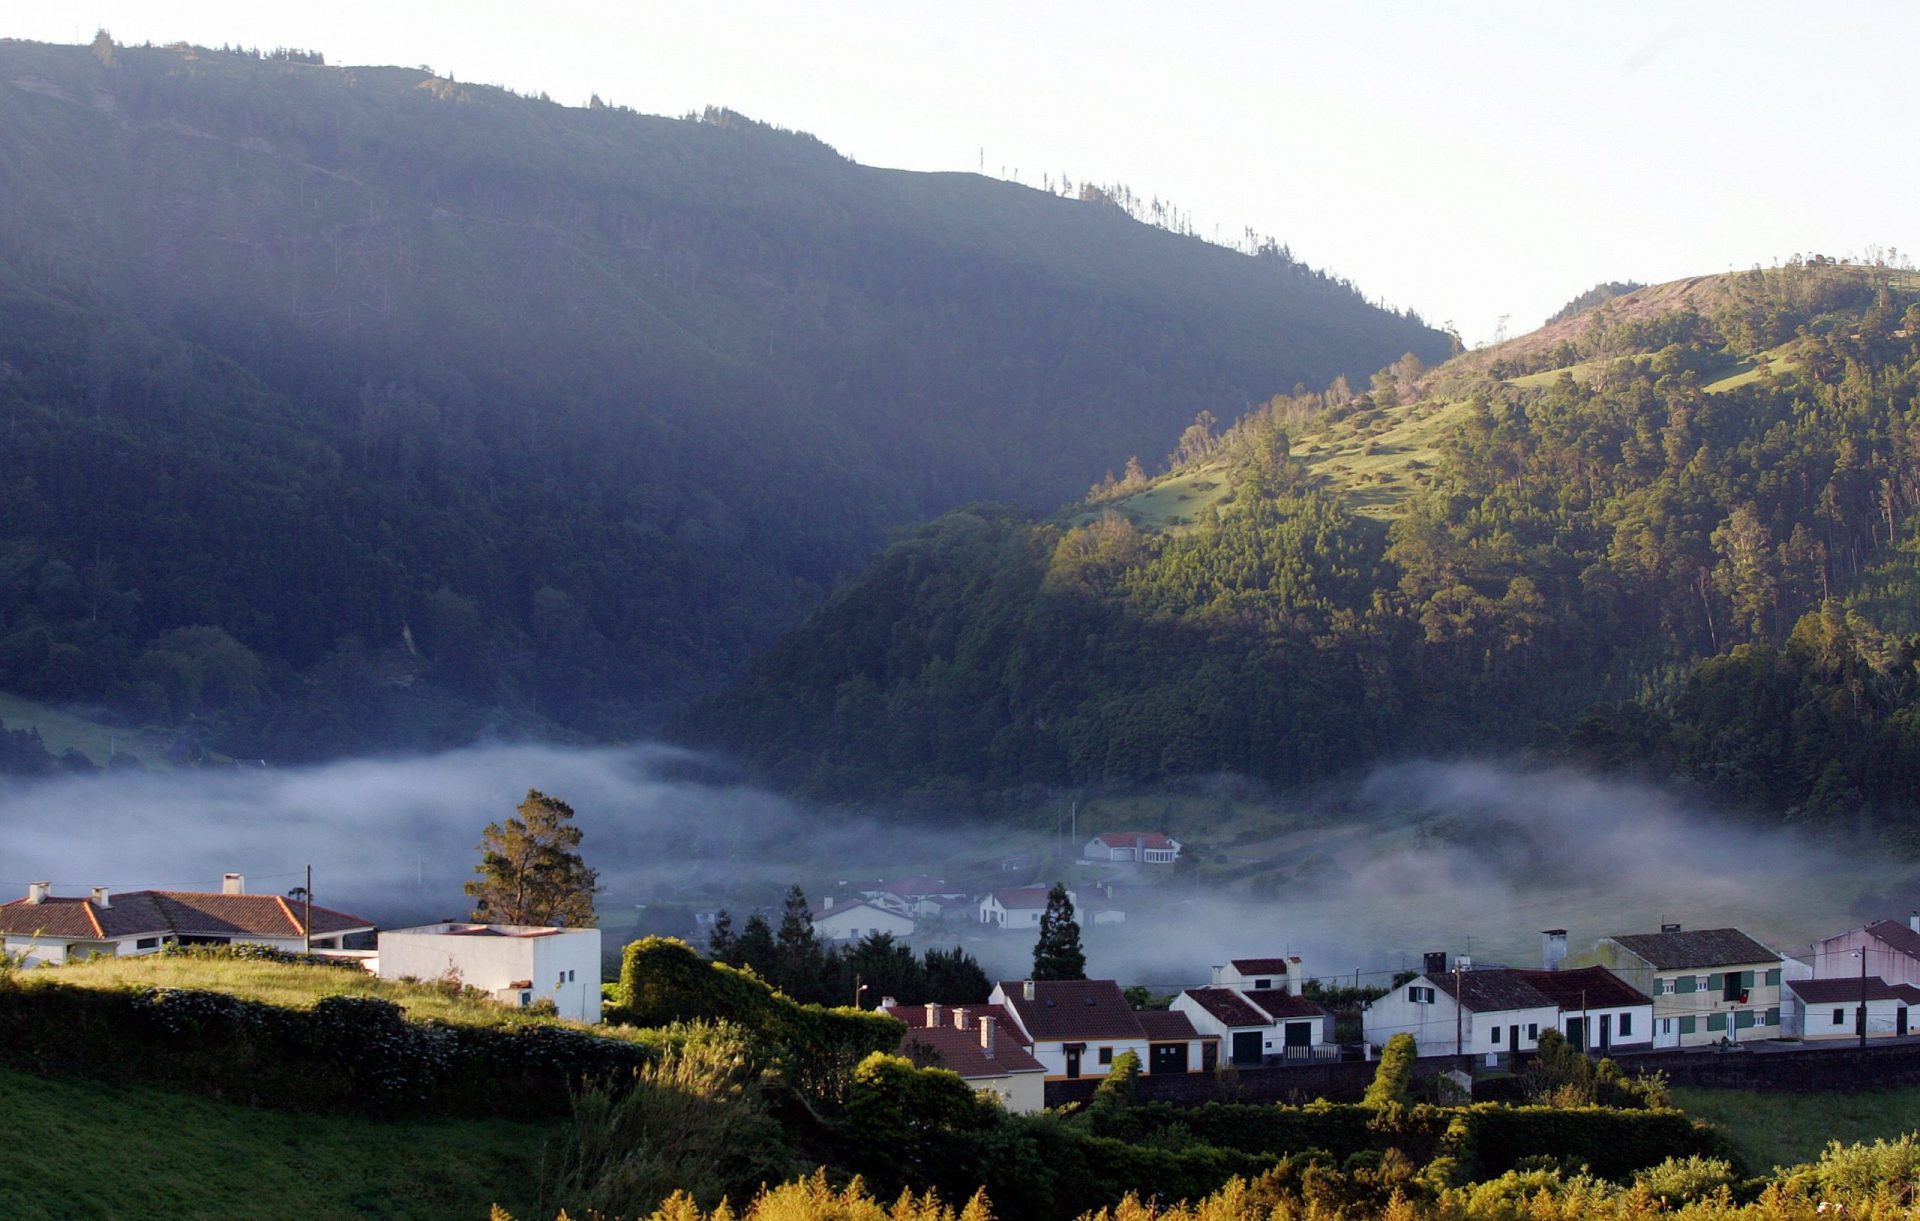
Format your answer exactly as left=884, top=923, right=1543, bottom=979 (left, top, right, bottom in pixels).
left=1634, top=1154, right=1736, bottom=1203
left=1364, top=1033, right=1416, bottom=1107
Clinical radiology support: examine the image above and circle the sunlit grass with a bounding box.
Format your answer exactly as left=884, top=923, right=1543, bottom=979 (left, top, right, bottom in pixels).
left=1673, top=1086, right=1920, bottom=1174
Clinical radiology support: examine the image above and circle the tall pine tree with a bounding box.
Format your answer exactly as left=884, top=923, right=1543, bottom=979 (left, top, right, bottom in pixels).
left=464, top=789, right=599, bottom=926
left=1031, top=883, right=1086, bottom=981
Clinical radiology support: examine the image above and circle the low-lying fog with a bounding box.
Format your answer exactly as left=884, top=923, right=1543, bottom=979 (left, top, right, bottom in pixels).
left=1, top=746, right=1910, bottom=989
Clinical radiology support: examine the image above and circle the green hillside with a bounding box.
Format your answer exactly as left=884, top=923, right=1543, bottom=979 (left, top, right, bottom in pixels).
left=0, top=37, right=1444, bottom=765
left=686, top=259, right=1920, bottom=814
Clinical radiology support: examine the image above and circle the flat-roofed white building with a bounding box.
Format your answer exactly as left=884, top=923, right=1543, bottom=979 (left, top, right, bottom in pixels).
left=378, top=922, right=602, bottom=1023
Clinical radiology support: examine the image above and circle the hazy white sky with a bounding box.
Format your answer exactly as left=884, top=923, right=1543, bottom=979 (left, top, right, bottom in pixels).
left=10, top=2, right=1917, bottom=344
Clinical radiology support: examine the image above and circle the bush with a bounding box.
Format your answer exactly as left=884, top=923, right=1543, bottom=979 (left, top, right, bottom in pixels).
left=1634, top=1154, right=1736, bottom=1203
left=1364, top=1033, right=1416, bottom=1107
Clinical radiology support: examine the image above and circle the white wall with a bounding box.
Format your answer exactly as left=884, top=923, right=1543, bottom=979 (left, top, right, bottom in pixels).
left=1558, top=1004, right=1654, bottom=1051
left=1787, top=994, right=1907, bottom=1039
left=379, top=925, right=602, bottom=1023
left=815, top=905, right=914, bottom=943
left=1363, top=977, right=1556, bottom=1056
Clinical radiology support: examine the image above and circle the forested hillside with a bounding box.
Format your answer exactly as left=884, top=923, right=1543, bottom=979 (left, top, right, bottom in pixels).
left=0, top=36, right=1443, bottom=761
left=688, top=260, right=1920, bottom=820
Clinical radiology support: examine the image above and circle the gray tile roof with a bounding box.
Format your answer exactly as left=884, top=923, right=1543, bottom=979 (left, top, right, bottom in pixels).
left=1608, top=928, right=1779, bottom=971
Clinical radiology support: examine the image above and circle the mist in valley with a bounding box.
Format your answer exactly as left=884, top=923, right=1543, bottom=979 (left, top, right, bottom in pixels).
left=0, top=747, right=1910, bottom=992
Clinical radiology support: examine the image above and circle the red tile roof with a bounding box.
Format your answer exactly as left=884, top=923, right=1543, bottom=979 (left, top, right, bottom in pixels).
left=1510, top=966, right=1651, bottom=1010
left=1136, top=1009, right=1203, bottom=1041
left=1244, top=990, right=1328, bottom=1021
left=1094, top=832, right=1177, bottom=849
left=1229, top=958, right=1293, bottom=976
left=1787, top=977, right=1920, bottom=1004
left=1181, top=986, right=1275, bottom=1028
left=900, top=1024, right=1045, bottom=1079
left=1866, top=921, right=1920, bottom=963
left=882, top=1001, right=1031, bottom=1046
left=1431, top=969, right=1559, bottom=1014
left=0, top=890, right=373, bottom=942
left=997, top=980, right=1146, bottom=1040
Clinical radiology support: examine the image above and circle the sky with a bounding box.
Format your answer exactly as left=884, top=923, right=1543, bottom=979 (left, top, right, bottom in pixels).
left=7, top=2, right=1918, bottom=345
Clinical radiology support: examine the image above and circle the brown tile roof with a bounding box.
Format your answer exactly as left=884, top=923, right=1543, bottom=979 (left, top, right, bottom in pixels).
left=0, top=890, right=373, bottom=942
left=1244, top=990, right=1329, bottom=1021
left=1866, top=921, right=1920, bottom=962
left=881, top=1001, right=1031, bottom=1047
left=1136, top=1009, right=1202, bottom=1041
left=900, top=1024, right=1045, bottom=1079
left=1181, top=986, right=1274, bottom=1028
left=1228, top=958, right=1293, bottom=976
left=997, top=980, right=1146, bottom=1041
left=1510, top=966, right=1651, bottom=1010
left=991, top=887, right=1054, bottom=910
left=1608, top=928, right=1779, bottom=970
left=1432, top=969, right=1558, bottom=1014
left=1787, top=977, right=1920, bottom=1004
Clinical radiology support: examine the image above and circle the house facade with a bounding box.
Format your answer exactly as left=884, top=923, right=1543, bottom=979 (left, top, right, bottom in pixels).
left=881, top=1000, right=1048, bottom=1112
left=378, top=923, right=603, bottom=1022
left=1081, top=832, right=1181, bottom=865
left=986, top=979, right=1211, bottom=1079
left=978, top=887, right=1074, bottom=929
left=1809, top=916, right=1920, bottom=989
left=1593, top=927, right=1783, bottom=1048
left=1362, top=965, right=1559, bottom=1059
left=1781, top=977, right=1920, bottom=1040
left=813, top=900, right=915, bottom=944
left=0, top=876, right=374, bottom=966
left=1174, top=985, right=1332, bottom=1066
left=1508, top=966, right=1654, bottom=1054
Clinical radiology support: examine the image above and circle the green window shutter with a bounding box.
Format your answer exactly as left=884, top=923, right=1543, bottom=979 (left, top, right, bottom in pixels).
left=1766, top=969, right=1781, bottom=987
left=1735, top=1010, right=1756, bottom=1029
left=1708, top=973, right=1724, bottom=990
left=1707, top=1013, right=1727, bottom=1032
left=1676, top=975, right=1697, bottom=994
left=1765, top=1007, right=1780, bottom=1026
left=1680, top=1016, right=1697, bottom=1034
left=1741, top=971, right=1756, bottom=989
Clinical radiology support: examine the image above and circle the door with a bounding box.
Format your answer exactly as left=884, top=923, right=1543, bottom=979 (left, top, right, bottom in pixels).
left=1510, top=1024, right=1521, bottom=1053
left=1599, top=1014, right=1612, bottom=1054
left=1231, top=1031, right=1263, bottom=1066
left=1064, top=1046, right=1082, bottom=1079
left=1150, top=1042, right=1189, bottom=1074
left=1655, top=1018, right=1679, bottom=1049
left=1900, top=1007, right=1910, bottom=1038
left=1565, top=1017, right=1585, bottom=1051
left=1201, top=1040, right=1218, bottom=1071
left=1284, top=1022, right=1312, bottom=1056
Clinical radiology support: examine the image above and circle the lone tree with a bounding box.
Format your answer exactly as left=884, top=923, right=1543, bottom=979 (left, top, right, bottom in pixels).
left=465, top=789, right=599, bottom=927
left=1031, top=882, right=1086, bottom=980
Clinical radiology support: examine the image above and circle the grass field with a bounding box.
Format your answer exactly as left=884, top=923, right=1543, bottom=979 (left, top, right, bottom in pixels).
left=1673, top=1086, right=1920, bottom=1173
left=0, top=1063, right=555, bottom=1219
left=0, top=691, right=182, bottom=770
left=29, top=953, right=643, bottom=1041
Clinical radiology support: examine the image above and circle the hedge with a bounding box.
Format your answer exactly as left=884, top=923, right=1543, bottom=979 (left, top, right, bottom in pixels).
left=0, top=976, right=665, bottom=1118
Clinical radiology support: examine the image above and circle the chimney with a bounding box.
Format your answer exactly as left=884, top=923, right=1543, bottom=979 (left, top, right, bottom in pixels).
left=1909, top=911, right=1918, bottom=934
left=1023, top=979, right=1036, bottom=1001
left=1660, top=922, right=1681, bottom=934
left=1542, top=929, right=1568, bottom=971
left=222, top=873, right=245, bottom=895
left=1210, top=964, right=1225, bottom=985
left=90, top=886, right=111, bottom=909
left=925, top=1002, right=943, bottom=1027
left=1456, top=955, right=1472, bottom=972
left=879, top=996, right=898, bottom=1012
left=823, top=896, right=833, bottom=911
left=1423, top=950, right=1447, bottom=978
left=26, top=881, right=49, bottom=905
left=979, top=1014, right=997, bottom=1057
left=1288, top=956, right=1304, bottom=997
left=953, top=1006, right=969, bottom=1029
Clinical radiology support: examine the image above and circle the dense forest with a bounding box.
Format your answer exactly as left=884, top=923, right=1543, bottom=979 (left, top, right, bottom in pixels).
left=687, top=260, right=1920, bottom=827
left=0, top=37, right=1443, bottom=762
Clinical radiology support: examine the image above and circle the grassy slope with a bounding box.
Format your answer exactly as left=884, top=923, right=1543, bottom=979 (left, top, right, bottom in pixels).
left=0, top=692, right=181, bottom=770
left=0, top=1063, right=554, bottom=1220
left=29, top=954, right=638, bottom=1041
left=1674, top=1086, right=1920, bottom=1174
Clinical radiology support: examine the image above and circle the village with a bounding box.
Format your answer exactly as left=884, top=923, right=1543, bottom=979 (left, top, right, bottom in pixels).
left=6, top=819, right=1920, bottom=1119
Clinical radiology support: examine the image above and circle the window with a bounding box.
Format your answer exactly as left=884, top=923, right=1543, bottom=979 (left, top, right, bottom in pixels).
left=1765, top=969, right=1781, bottom=987
left=1675, top=975, right=1696, bottom=994
left=1098, top=1047, right=1113, bottom=1066
left=1764, top=1007, right=1780, bottom=1026
left=1735, top=1010, right=1756, bottom=1029
left=135, top=937, right=160, bottom=950
left=1252, top=979, right=1272, bottom=989
left=1834, top=1008, right=1846, bottom=1025
left=1491, top=1026, right=1503, bottom=1045
left=1619, top=1013, right=1632, bottom=1036
left=518, top=991, right=532, bottom=1007
left=1659, top=978, right=1676, bottom=995
left=1410, top=986, right=1435, bottom=1004
left=1527, top=1023, right=1539, bottom=1039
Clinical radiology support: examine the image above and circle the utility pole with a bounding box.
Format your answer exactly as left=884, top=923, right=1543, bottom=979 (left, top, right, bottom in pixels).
left=1860, top=948, right=1870, bottom=1050
left=303, top=864, right=312, bottom=954
left=854, top=973, right=868, bottom=1010
left=1454, top=957, right=1464, bottom=1064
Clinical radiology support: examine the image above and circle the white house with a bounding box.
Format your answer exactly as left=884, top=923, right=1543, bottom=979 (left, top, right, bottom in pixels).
left=1082, top=832, right=1181, bottom=865
left=0, top=876, right=374, bottom=966
left=861, top=877, right=971, bottom=920
left=1508, top=965, right=1653, bottom=1054
left=979, top=886, right=1075, bottom=929
left=1363, top=963, right=1559, bottom=1059
left=1592, top=926, right=1783, bottom=1048
left=1808, top=915, right=1920, bottom=988
left=1174, top=985, right=1332, bottom=1066
left=987, top=978, right=1212, bottom=1079
left=881, top=1000, right=1048, bottom=1112
left=814, top=899, right=915, bottom=944
left=378, top=923, right=602, bottom=1023
left=1213, top=956, right=1303, bottom=993
left=1782, top=976, right=1920, bottom=1040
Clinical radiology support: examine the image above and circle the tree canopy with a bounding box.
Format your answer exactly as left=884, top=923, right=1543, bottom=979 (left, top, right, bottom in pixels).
left=464, top=789, right=600, bottom=927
